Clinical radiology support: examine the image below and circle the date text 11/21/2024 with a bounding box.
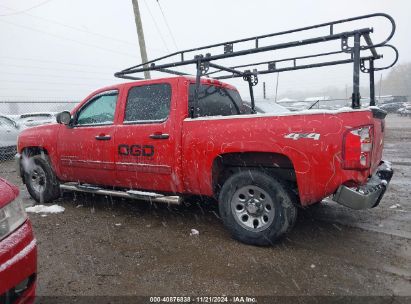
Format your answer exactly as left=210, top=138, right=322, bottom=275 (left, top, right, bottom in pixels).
left=149, top=296, right=257, bottom=303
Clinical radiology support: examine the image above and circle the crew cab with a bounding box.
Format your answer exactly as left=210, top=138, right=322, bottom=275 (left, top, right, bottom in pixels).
left=0, top=178, right=37, bottom=303
left=15, top=76, right=393, bottom=245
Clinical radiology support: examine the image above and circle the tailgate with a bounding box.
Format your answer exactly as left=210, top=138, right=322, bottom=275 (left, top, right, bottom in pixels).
left=370, top=107, right=387, bottom=173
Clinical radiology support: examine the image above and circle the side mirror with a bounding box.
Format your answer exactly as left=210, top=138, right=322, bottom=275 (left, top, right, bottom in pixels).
left=56, top=111, right=72, bottom=125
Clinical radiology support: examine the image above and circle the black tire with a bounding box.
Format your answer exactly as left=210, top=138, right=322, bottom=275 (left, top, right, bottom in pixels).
left=218, top=170, right=297, bottom=246
left=23, top=154, right=60, bottom=204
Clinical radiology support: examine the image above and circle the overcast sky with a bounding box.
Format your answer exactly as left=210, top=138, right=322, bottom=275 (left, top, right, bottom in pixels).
left=0, top=0, right=409, bottom=101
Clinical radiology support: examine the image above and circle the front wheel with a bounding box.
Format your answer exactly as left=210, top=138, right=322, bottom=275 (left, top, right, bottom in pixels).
left=218, top=170, right=297, bottom=246
left=23, top=154, right=60, bottom=204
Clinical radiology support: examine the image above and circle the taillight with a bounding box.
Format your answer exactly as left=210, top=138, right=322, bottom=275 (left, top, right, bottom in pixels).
left=342, top=125, right=374, bottom=170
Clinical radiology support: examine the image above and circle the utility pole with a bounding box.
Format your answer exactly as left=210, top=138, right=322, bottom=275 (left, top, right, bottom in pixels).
left=131, top=0, right=151, bottom=79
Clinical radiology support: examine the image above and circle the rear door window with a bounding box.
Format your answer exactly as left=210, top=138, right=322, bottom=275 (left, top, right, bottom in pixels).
left=124, top=83, right=171, bottom=123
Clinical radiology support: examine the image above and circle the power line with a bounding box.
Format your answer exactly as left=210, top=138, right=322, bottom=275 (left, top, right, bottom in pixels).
left=0, top=19, right=137, bottom=58
left=0, top=3, right=139, bottom=47
left=0, top=0, right=53, bottom=17
left=1, top=55, right=119, bottom=70
left=155, top=0, right=178, bottom=50
left=142, top=0, right=169, bottom=52
left=1, top=71, right=115, bottom=81
left=0, top=87, right=91, bottom=92
left=0, top=79, right=106, bottom=87
left=0, top=62, right=117, bottom=75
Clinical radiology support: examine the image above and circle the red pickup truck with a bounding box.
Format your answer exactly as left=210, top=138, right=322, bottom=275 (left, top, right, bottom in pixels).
left=16, top=75, right=392, bottom=245
left=15, top=14, right=396, bottom=245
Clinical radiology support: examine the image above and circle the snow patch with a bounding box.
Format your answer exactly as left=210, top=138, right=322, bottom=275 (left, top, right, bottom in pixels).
left=26, top=204, right=65, bottom=214
left=190, top=229, right=199, bottom=236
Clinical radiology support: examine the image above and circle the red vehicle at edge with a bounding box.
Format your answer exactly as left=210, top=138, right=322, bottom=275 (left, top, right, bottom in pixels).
left=15, top=14, right=396, bottom=245
left=0, top=178, right=37, bottom=303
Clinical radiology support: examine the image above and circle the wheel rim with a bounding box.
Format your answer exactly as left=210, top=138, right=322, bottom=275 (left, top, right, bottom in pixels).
left=231, top=185, right=275, bottom=232
left=28, top=165, right=47, bottom=195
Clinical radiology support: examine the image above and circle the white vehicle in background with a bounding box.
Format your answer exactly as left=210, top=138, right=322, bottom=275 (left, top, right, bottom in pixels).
left=254, top=100, right=290, bottom=114
left=0, top=115, right=19, bottom=160
left=244, top=100, right=290, bottom=114
left=287, top=101, right=310, bottom=111
left=16, top=112, right=56, bottom=129
left=398, top=103, right=411, bottom=117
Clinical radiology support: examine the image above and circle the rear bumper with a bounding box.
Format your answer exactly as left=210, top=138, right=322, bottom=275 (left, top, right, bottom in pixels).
left=333, top=161, right=393, bottom=210
left=0, top=221, right=37, bottom=304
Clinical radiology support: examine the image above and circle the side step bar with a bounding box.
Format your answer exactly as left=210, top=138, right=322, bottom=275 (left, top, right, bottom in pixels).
left=60, top=183, right=181, bottom=205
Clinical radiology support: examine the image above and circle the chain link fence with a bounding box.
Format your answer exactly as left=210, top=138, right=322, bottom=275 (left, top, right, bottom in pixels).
left=0, top=100, right=79, bottom=164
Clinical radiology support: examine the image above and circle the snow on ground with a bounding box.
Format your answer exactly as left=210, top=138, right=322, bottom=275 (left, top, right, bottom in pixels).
left=190, top=229, right=199, bottom=236
left=26, top=204, right=65, bottom=214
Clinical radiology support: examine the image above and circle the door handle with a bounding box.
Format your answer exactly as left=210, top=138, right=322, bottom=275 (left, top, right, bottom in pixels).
left=149, top=133, right=169, bottom=139
left=95, top=135, right=111, bottom=141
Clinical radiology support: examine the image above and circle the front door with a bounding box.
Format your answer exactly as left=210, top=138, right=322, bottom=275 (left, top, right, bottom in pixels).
left=57, top=90, right=119, bottom=185
left=115, top=82, right=178, bottom=193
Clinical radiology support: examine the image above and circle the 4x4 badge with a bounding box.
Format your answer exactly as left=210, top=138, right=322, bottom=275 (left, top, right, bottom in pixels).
left=284, top=133, right=320, bottom=140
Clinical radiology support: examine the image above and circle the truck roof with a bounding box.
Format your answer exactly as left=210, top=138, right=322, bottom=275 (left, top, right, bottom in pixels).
left=101, top=76, right=237, bottom=93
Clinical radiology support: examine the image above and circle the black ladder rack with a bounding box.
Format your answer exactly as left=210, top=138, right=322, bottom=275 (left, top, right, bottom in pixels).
left=115, top=13, right=398, bottom=117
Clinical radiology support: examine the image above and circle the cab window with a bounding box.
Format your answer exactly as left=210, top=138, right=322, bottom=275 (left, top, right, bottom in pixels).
left=76, top=91, right=118, bottom=126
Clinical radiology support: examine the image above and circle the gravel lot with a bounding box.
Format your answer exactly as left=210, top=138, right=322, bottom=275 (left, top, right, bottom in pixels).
left=1, top=115, right=410, bottom=301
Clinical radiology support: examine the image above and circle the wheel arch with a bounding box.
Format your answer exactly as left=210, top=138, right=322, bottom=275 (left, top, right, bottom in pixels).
left=212, top=152, right=299, bottom=201
left=20, top=147, right=52, bottom=182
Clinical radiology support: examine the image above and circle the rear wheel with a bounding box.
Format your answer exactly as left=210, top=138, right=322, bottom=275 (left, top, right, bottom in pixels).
left=219, top=170, right=297, bottom=246
left=23, top=154, right=60, bottom=204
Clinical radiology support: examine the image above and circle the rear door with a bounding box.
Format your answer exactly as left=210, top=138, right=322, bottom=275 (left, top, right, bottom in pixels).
left=114, top=81, right=179, bottom=193
left=57, top=90, right=119, bottom=185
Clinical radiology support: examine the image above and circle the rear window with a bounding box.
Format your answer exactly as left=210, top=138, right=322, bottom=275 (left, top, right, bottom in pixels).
left=188, top=84, right=250, bottom=117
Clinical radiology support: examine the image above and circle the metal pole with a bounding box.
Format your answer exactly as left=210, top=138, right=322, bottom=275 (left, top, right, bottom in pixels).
left=248, top=79, right=256, bottom=113
left=131, top=0, right=151, bottom=79
left=192, top=56, right=202, bottom=118
left=352, top=33, right=361, bottom=109
left=369, top=59, right=375, bottom=106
